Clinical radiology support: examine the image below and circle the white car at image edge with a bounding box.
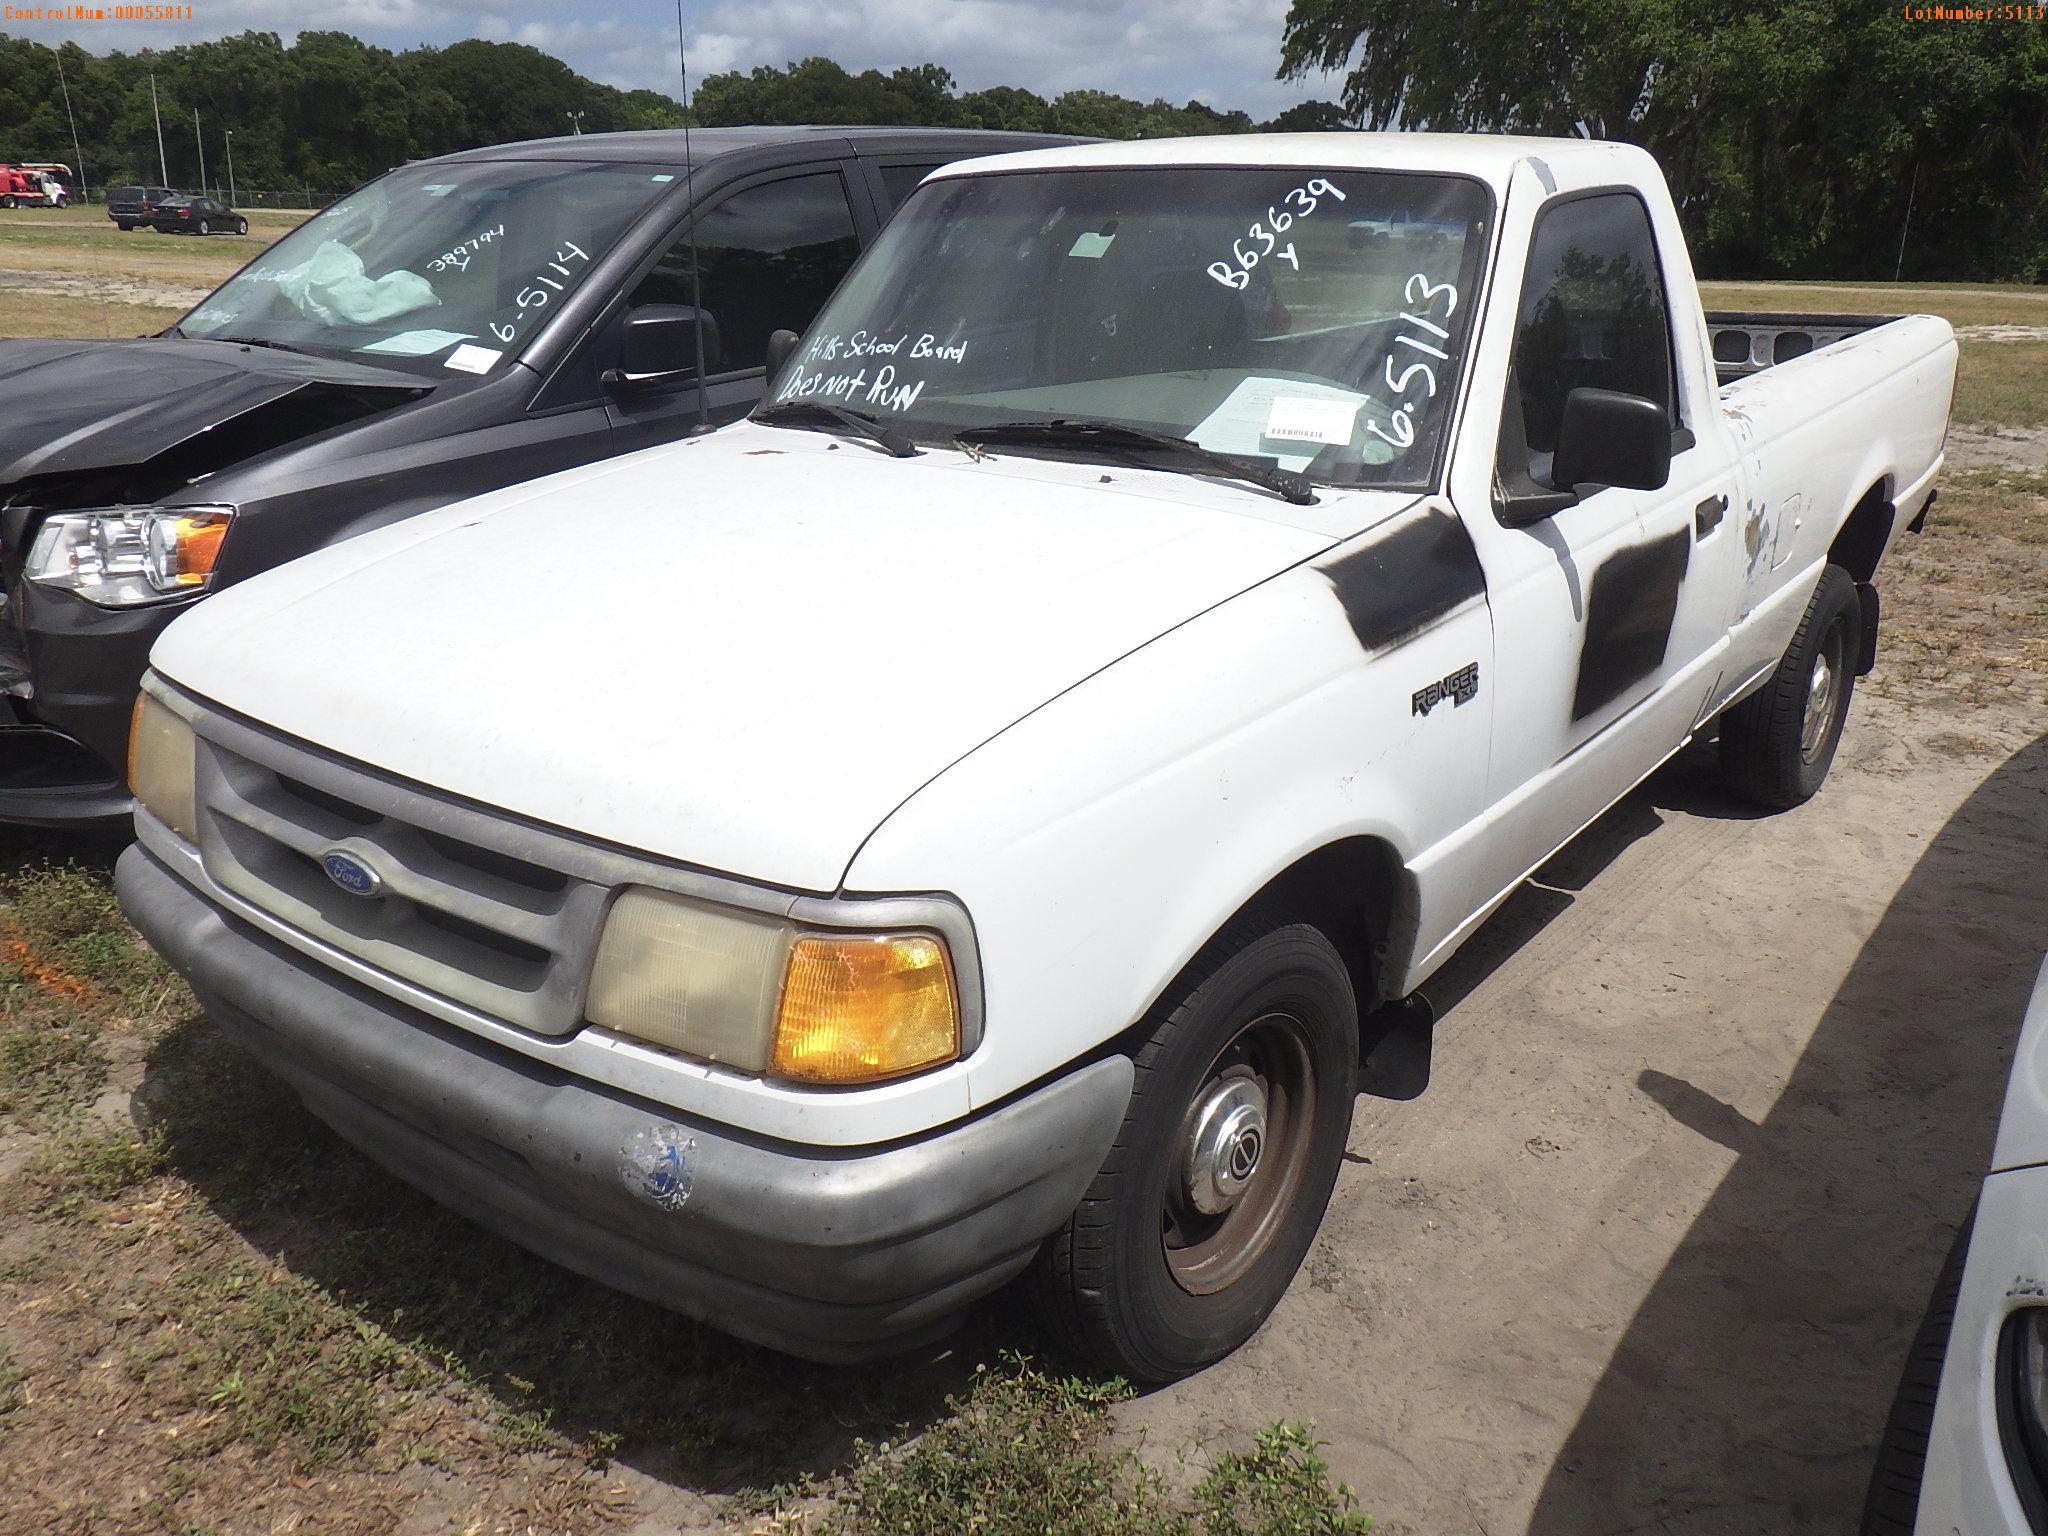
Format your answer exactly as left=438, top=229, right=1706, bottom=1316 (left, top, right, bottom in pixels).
left=1868, top=953, right=2048, bottom=1533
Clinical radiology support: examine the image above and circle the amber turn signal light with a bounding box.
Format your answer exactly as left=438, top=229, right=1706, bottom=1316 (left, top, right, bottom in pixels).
left=771, top=933, right=960, bottom=1085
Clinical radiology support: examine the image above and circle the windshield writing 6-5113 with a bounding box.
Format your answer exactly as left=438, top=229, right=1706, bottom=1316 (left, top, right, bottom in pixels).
left=763, top=165, right=1491, bottom=489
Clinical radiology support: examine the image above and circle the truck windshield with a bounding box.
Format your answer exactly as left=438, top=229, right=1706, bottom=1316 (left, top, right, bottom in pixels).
left=768, top=165, right=1491, bottom=489
left=174, top=160, right=680, bottom=375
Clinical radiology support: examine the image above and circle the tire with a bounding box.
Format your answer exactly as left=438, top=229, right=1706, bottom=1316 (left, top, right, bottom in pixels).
left=1719, top=563, right=1861, bottom=808
left=0, top=195, right=14, bottom=210
left=1861, top=1202, right=1975, bottom=1535
left=116, top=221, right=133, bottom=231
left=197, top=219, right=209, bottom=235
left=236, top=219, right=247, bottom=236
left=1033, top=913, right=1359, bottom=1383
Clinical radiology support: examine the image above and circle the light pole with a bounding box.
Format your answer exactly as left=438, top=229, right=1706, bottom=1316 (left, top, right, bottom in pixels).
left=151, top=74, right=167, bottom=184
left=225, top=130, right=236, bottom=207
left=194, top=109, right=206, bottom=196
left=566, top=110, right=585, bottom=136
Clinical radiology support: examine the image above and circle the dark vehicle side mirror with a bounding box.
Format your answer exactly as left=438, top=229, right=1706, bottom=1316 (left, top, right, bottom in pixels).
left=606, top=303, right=722, bottom=389
left=1551, top=386, right=1671, bottom=495
left=765, top=328, right=801, bottom=376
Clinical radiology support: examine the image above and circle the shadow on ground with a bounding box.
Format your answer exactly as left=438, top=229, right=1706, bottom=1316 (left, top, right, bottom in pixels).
left=1518, top=730, right=2048, bottom=1533
left=131, top=1009, right=1036, bottom=1499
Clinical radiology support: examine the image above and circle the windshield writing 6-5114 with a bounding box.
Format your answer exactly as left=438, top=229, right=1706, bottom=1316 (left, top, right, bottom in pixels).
left=177, top=162, right=675, bottom=376
left=763, top=165, right=1491, bottom=489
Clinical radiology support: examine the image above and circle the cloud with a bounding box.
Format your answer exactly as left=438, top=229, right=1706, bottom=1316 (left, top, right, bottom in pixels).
left=1, top=0, right=1346, bottom=119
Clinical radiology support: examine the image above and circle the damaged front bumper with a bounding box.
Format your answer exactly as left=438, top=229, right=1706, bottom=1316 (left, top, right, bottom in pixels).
left=116, top=842, right=1133, bottom=1363
left=0, top=582, right=181, bottom=828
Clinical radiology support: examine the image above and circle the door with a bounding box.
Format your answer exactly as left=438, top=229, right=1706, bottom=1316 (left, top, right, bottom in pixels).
left=604, top=166, right=865, bottom=453
left=1465, top=188, right=1744, bottom=897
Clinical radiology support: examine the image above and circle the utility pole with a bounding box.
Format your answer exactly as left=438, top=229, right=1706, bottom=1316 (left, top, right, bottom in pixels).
left=194, top=110, right=206, bottom=196
left=151, top=73, right=168, bottom=185
left=225, top=130, right=236, bottom=207
left=1894, top=162, right=1918, bottom=283
left=55, top=53, right=87, bottom=200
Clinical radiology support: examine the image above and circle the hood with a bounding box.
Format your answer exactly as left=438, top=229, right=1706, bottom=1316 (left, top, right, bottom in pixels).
left=0, top=337, right=424, bottom=501
left=153, top=425, right=1341, bottom=892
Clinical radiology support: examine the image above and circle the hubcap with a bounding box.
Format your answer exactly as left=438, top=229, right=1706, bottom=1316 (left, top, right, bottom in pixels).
left=1162, top=1011, right=1317, bottom=1296
left=1800, top=628, right=1842, bottom=759
left=1182, top=1077, right=1269, bottom=1216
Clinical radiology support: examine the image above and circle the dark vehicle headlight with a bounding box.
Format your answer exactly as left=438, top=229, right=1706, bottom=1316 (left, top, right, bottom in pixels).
left=26, top=506, right=235, bottom=607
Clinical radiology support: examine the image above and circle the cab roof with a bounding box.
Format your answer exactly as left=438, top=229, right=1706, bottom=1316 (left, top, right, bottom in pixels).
left=926, top=131, right=1658, bottom=195
left=430, top=126, right=1086, bottom=169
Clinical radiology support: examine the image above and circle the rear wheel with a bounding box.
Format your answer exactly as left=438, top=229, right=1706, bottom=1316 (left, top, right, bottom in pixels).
left=197, top=218, right=210, bottom=235
left=1033, top=915, right=1358, bottom=1382
left=1720, top=563, right=1860, bottom=808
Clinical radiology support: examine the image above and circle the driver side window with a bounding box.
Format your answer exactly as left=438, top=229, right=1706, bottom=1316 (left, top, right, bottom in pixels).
left=630, top=171, right=860, bottom=375
left=1502, top=193, right=1677, bottom=487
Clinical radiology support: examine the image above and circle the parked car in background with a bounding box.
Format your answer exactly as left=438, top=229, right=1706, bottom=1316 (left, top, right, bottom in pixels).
left=1864, top=954, right=2048, bottom=1534
left=117, top=132, right=1953, bottom=1379
left=145, top=195, right=248, bottom=236
left=0, top=126, right=1082, bottom=827
left=107, top=184, right=178, bottom=229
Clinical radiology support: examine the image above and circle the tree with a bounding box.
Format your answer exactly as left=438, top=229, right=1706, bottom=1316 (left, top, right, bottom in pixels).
left=1276, top=0, right=2048, bottom=279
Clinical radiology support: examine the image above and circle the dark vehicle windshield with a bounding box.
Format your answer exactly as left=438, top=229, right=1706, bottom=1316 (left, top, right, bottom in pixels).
left=176, top=158, right=681, bottom=376
left=767, top=165, right=1492, bottom=489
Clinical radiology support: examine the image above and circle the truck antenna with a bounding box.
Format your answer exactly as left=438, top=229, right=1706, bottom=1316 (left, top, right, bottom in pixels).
left=677, top=0, right=710, bottom=434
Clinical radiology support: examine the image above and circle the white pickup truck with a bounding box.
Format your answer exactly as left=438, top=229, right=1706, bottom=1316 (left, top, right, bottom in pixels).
left=115, top=133, right=1956, bottom=1382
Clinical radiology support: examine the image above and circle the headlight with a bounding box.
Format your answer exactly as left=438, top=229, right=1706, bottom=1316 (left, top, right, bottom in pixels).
left=586, top=887, right=961, bottom=1085
left=129, top=689, right=198, bottom=842
left=27, top=506, right=234, bottom=607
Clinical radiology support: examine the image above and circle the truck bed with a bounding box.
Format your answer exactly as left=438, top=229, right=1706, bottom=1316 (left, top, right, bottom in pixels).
left=1706, top=310, right=1905, bottom=385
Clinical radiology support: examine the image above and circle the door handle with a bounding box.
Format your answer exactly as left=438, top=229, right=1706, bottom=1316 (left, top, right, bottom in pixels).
left=1694, top=494, right=1728, bottom=538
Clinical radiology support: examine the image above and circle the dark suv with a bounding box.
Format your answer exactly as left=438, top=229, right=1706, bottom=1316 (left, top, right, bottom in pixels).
left=107, top=185, right=178, bottom=230
left=2, top=127, right=1081, bottom=826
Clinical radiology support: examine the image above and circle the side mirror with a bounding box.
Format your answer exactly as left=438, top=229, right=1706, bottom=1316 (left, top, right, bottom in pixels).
left=765, top=328, right=801, bottom=376
left=1550, top=386, right=1672, bottom=494
left=607, top=303, right=722, bottom=388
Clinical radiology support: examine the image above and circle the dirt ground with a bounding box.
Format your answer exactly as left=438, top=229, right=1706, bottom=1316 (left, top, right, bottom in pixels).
left=1122, top=432, right=2048, bottom=1534
left=2, top=273, right=2046, bottom=1532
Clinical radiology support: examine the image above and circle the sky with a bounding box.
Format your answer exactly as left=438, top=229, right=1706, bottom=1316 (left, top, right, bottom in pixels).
left=4, top=0, right=1351, bottom=120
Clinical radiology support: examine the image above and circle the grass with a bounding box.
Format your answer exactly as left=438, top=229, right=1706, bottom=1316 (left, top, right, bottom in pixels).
left=0, top=860, right=1374, bottom=1533
left=808, top=1358, right=1372, bottom=1536
left=1954, top=342, right=2048, bottom=431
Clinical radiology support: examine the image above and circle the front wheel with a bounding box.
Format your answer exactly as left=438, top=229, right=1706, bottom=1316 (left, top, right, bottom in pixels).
left=115, top=220, right=133, bottom=231
left=1720, top=563, right=1861, bottom=808
left=1033, top=915, right=1358, bottom=1382
left=235, top=218, right=247, bottom=236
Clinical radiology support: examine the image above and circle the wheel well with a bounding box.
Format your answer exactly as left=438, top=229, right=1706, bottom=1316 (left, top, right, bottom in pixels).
left=1242, top=836, right=1415, bottom=1013
left=1829, top=478, right=1894, bottom=585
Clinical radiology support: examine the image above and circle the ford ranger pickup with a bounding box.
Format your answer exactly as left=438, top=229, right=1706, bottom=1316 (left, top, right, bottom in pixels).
left=116, top=133, right=1956, bottom=1381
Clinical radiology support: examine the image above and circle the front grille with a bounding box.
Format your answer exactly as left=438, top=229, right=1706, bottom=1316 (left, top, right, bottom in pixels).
left=192, top=726, right=609, bottom=1034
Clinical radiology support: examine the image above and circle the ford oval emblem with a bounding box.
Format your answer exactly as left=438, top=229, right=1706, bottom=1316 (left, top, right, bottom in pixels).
left=321, top=850, right=383, bottom=898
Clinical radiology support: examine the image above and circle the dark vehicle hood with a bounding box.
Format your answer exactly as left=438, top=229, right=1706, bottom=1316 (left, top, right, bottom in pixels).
left=0, top=338, right=429, bottom=504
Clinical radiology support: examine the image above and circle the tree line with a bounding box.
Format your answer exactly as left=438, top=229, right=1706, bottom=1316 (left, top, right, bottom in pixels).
left=0, top=19, right=2040, bottom=280
left=0, top=32, right=1339, bottom=198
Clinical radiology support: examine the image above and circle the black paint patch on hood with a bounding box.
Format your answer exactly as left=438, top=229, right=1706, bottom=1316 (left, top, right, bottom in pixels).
left=0, top=337, right=422, bottom=501
left=1318, top=508, right=1487, bottom=654
left=1573, top=526, right=1692, bottom=720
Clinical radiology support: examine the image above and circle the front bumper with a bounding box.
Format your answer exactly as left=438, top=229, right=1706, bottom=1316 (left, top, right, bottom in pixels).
left=118, top=842, right=1132, bottom=1363
left=0, top=583, right=177, bottom=827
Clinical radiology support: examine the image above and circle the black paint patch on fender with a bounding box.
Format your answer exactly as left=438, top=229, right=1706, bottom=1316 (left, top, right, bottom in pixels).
left=1319, top=510, right=1486, bottom=655
left=1573, top=527, right=1692, bottom=720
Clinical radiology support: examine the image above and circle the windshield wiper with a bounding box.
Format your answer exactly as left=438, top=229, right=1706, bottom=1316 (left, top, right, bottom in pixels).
left=211, top=334, right=315, bottom=357
left=953, top=420, right=1316, bottom=506
left=754, top=400, right=917, bottom=459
